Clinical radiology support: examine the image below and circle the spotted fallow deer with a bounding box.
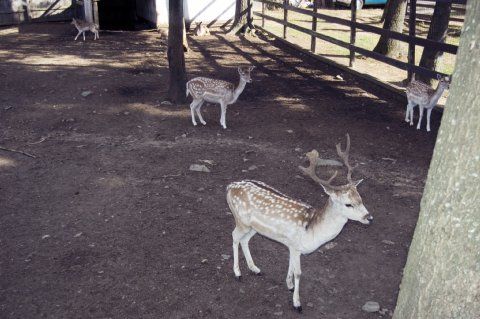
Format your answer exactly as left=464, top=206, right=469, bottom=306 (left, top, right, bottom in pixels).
left=226, top=134, right=372, bottom=312
left=405, top=74, right=450, bottom=132
left=71, top=18, right=99, bottom=41
left=186, top=66, right=254, bottom=129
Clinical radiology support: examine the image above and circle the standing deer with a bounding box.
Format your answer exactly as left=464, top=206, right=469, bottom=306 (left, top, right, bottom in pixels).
left=226, top=134, right=373, bottom=312
left=186, top=66, right=255, bottom=129
left=71, top=18, right=99, bottom=41
left=405, top=74, right=450, bottom=132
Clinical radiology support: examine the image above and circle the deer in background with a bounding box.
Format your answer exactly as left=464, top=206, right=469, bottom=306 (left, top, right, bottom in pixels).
left=193, top=22, right=210, bottom=36
left=71, top=18, right=99, bottom=41
left=405, top=74, right=451, bottom=132
left=186, top=66, right=255, bottom=129
left=226, top=134, right=373, bottom=312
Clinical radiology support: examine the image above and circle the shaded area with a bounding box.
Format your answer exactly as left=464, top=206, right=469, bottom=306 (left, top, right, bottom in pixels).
left=0, top=23, right=439, bottom=318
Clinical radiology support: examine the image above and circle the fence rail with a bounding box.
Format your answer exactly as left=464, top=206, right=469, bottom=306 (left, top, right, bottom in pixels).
left=254, top=0, right=461, bottom=81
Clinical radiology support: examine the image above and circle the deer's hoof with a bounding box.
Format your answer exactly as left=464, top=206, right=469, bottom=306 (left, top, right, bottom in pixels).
left=293, top=306, right=302, bottom=313
left=201, top=121, right=206, bottom=125
left=235, top=275, right=242, bottom=282
left=289, top=287, right=294, bottom=292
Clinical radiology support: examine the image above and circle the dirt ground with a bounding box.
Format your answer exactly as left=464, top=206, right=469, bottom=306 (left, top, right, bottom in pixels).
left=0, top=22, right=441, bottom=318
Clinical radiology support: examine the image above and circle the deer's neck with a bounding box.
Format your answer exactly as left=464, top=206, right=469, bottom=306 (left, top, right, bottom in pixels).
left=231, top=78, right=247, bottom=104
left=300, top=199, right=348, bottom=254
left=429, top=83, right=446, bottom=106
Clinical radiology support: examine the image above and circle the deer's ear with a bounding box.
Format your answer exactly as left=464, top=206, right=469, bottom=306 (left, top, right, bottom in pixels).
left=249, top=66, right=255, bottom=71
left=237, top=66, right=243, bottom=73
left=320, top=183, right=334, bottom=195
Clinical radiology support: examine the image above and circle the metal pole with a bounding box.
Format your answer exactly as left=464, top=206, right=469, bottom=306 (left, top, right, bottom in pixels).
left=349, top=0, right=357, bottom=67
left=408, top=0, right=417, bottom=80
left=283, top=0, right=288, bottom=39
left=311, top=0, right=318, bottom=53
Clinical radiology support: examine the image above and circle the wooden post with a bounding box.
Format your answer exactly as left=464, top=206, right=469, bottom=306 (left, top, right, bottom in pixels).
left=92, top=0, right=99, bottom=27
left=349, top=0, right=357, bottom=67
left=262, top=0, right=265, bottom=28
left=408, top=0, right=417, bottom=80
left=311, top=0, right=318, bottom=53
left=283, top=0, right=288, bottom=39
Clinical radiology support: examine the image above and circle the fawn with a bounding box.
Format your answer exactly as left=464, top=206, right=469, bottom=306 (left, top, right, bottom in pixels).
left=405, top=74, right=451, bottom=132
left=186, top=66, right=255, bottom=129
left=71, top=18, right=99, bottom=41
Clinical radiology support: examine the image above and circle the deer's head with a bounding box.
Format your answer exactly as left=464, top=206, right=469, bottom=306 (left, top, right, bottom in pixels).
left=238, top=66, right=255, bottom=83
left=299, top=134, right=373, bottom=225
left=437, top=74, right=451, bottom=90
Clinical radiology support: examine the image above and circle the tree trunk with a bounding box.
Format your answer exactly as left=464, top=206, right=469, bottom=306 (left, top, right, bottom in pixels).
left=373, top=0, right=407, bottom=58
left=380, top=0, right=392, bottom=23
left=418, top=1, right=452, bottom=84
left=167, top=0, right=187, bottom=104
left=228, top=0, right=254, bottom=35
left=393, top=1, right=480, bottom=318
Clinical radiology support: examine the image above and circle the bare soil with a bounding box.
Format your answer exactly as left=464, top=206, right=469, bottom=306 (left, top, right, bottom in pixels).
left=0, top=22, right=440, bottom=318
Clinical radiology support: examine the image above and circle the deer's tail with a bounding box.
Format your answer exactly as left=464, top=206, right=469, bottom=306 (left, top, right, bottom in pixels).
left=186, top=82, right=190, bottom=97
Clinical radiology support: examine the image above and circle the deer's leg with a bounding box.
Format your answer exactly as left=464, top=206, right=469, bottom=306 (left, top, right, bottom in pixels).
left=290, top=249, right=302, bottom=312
left=190, top=100, right=201, bottom=126
left=417, top=105, right=424, bottom=130
left=83, top=31, right=85, bottom=41
left=410, top=105, right=416, bottom=125
left=219, top=102, right=227, bottom=129
left=405, top=102, right=411, bottom=122
left=426, top=108, right=432, bottom=132
left=74, top=30, right=81, bottom=41
left=195, top=101, right=207, bottom=125
left=240, top=230, right=261, bottom=275
left=232, top=226, right=250, bottom=279
left=286, top=254, right=294, bottom=292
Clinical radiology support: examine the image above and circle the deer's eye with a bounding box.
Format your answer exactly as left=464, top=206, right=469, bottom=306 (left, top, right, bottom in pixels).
left=345, top=204, right=353, bottom=208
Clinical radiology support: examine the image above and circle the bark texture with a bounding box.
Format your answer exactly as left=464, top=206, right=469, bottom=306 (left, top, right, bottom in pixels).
left=228, top=0, right=254, bottom=35
left=393, top=1, right=480, bottom=318
left=167, top=0, right=187, bottom=104
left=418, top=0, right=452, bottom=84
left=373, top=0, right=407, bottom=58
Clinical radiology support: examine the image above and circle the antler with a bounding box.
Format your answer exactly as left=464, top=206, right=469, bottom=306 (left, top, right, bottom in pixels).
left=299, top=149, right=339, bottom=189
left=335, top=133, right=357, bottom=183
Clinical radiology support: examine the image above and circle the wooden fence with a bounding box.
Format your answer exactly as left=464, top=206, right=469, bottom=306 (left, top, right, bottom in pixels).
left=254, top=0, right=465, bottom=81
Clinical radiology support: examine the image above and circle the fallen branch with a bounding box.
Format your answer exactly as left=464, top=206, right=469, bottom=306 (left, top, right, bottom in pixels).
left=0, top=146, right=36, bottom=158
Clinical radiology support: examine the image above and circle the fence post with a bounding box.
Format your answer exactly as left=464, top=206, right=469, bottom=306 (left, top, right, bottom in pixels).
left=408, top=0, right=417, bottom=80
left=349, top=0, right=357, bottom=67
left=283, top=0, right=288, bottom=39
left=311, top=0, right=318, bottom=53
left=262, top=0, right=265, bottom=28
left=93, top=0, right=99, bottom=27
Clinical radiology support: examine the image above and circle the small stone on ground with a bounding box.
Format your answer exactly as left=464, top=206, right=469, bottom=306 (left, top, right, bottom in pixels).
left=362, top=301, right=380, bottom=313
left=189, top=164, right=210, bottom=173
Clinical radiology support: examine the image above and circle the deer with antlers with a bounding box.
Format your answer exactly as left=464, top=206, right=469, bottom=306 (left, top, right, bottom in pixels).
left=226, top=134, right=372, bottom=312
left=186, top=66, right=254, bottom=129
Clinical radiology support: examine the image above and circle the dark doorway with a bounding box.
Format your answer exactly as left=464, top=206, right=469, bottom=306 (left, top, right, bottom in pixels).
left=98, top=0, right=136, bottom=30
